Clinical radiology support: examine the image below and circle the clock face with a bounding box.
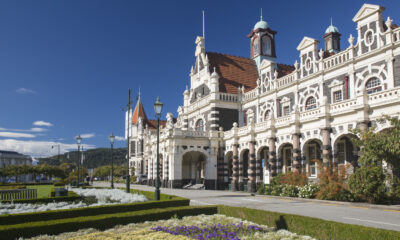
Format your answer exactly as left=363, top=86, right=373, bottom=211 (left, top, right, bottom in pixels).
left=262, top=36, right=271, bottom=56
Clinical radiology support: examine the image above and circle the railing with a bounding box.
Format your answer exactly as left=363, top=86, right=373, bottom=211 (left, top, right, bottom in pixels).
left=0, top=189, right=37, bottom=201
left=323, top=49, right=350, bottom=69
left=368, top=88, right=400, bottom=103
left=330, top=99, right=357, bottom=113
left=186, top=95, right=211, bottom=113
left=254, top=121, right=268, bottom=132
left=275, top=115, right=291, bottom=126
left=218, top=93, right=238, bottom=102
left=277, top=72, right=296, bottom=88
left=243, top=89, right=257, bottom=101
left=300, top=108, right=321, bottom=120
left=173, top=129, right=207, bottom=137
left=237, top=125, right=250, bottom=135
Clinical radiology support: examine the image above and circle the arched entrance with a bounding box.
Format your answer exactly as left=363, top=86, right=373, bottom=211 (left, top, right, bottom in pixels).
left=333, top=134, right=359, bottom=174
left=239, top=149, right=249, bottom=191
left=257, top=146, right=269, bottom=184
left=182, top=151, right=207, bottom=186
left=278, top=143, right=293, bottom=174
left=303, top=139, right=322, bottom=178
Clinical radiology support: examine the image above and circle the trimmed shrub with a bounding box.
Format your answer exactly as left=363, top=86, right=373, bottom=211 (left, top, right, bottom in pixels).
left=348, top=166, right=386, bottom=203
left=0, top=205, right=217, bottom=240
left=280, top=184, right=299, bottom=197
left=297, top=183, right=319, bottom=198
left=1, top=191, right=81, bottom=204
left=257, top=183, right=265, bottom=194
left=218, top=205, right=400, bottom=240
left=0, top=193, right=189, bottom=226
left=270, top=184, right=284, bottom=196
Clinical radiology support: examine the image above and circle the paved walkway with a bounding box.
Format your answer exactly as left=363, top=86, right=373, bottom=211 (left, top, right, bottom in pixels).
left=94, top=182, right=400, bottom=231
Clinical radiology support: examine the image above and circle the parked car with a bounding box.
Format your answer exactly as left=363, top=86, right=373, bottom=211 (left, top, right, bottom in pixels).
left=137, top=174, right=147, bottom=184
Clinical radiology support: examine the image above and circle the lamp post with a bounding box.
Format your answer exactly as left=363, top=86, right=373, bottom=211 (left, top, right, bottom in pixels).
left=76, top=134, right=82, bottom=187
left=109, top=133, right=115, bottom=189
left=153, top=96, right=163, bottom=201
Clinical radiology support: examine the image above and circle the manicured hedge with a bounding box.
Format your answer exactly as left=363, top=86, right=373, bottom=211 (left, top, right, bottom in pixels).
left=217, top=205, right=400, bottom=240
left=0, top=196, right=189, bottom=226
left=0, top=205, right=218, bottom=240
left=1, top=191, right=81, bottom=204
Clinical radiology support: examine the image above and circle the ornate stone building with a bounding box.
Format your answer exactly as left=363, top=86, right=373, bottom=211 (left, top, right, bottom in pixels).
left=127, top=4, right=400, bottom=192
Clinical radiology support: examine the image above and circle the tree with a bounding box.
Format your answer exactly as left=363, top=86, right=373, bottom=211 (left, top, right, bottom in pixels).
left=93, top=165, right=111, bottom=179
left=352, top=115, right=400, bottom=174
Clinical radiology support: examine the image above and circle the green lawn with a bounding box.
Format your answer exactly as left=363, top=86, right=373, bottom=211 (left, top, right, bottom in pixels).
left=27, top=185, right=53, bottom=198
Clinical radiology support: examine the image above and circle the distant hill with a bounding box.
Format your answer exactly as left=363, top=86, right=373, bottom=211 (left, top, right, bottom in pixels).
left=38, top=148, right=127, bottom=169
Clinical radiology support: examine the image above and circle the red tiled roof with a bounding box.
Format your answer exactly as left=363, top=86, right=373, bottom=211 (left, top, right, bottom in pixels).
left=276, top=64, right=295, bottom=78
left=146, top=119, right=167, bottom=129
left=132, top=99, right=147, bottom=125
left=207, top=52, right=259, bottom=94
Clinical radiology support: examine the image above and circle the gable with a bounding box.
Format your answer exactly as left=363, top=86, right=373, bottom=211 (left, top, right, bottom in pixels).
left=297, top=37, right=319, bottom=51
left=353, top=4, right=384, bottom=22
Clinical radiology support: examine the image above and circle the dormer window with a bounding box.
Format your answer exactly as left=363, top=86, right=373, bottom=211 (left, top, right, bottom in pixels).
left=365, top=77, right=382, bottom=94
left=262, top=35, right=272, bottom=56
left=305, top=96, right=317, bottom=110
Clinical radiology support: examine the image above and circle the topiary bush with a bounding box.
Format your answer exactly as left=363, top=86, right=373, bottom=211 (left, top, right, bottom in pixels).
left=348, top=166, right=387, bottom=203
left=257, top=183, right=265, bottom=195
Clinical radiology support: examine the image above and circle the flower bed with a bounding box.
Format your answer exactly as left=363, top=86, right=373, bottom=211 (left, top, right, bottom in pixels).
left=0, top=188, right=147, bottom=215
left=29, top=214, right=314, bottom=240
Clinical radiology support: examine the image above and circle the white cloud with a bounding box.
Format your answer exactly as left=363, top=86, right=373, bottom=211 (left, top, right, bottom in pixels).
left=0, top=132, right=36, bottom=138
left=33, top=121, right=53, bottom=127
left=80, top=133, right=95, bottom=139
left=0, top=139, right=95, bottom=158
left=16, top=88, right=36, bottom=94
left=115, top=136, right=125, bottom=141
left=29, top=127, right=47, bottom=132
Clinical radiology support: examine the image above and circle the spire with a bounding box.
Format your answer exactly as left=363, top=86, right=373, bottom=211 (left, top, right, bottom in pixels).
left=138, top=86, right=141, bottom=100
left=260, top=8, right=263, bottom=21
left=330, top=17, right=333, bottom=27
left=132, top=97, right=147, bottom=125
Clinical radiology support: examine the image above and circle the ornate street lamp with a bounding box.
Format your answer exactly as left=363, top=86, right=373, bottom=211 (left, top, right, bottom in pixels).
left=153, top=96, right=163, bottom=201
left=109, top=133, right=115, bottom=189
left=76, top=134, right=82, bottom=187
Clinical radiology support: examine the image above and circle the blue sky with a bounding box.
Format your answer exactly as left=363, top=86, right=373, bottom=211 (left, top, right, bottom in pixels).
left=0, top=0, right=398, bottom=157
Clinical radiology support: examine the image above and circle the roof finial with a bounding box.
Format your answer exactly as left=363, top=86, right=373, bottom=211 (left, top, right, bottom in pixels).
left=330, top=17, right=333, bottom=26
left=260, top=8, right=263, bottom=21
left=138, top=86, right=141, bottom=100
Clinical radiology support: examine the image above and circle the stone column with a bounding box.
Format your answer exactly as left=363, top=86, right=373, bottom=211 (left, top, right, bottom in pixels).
left=217, top=146, right=225, bottom=190
left=255, top=154, right=262, bottom=188
left=268, top=138, right=277, bottom=177
left=238, top=150, right=244, bottom=191
left=248, top=141, right=256, bottom=192
left=232, top=144, right=239, bottom=191
left=292, top=133, right=301, bottom=172
left=321, top=128, right=331, bottom=168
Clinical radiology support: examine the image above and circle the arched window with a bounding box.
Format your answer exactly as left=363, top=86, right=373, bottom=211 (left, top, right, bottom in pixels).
left=305, top=97, right=317, bottom=110
left=195, top=119, right=204, bottom=131
left=252, top=39, right=259, bottom=58
left=262, top=35, right=272, bottom=56
left=365, top=77, right=382, bottom=94
left=264, top=110, right=271, bottom=121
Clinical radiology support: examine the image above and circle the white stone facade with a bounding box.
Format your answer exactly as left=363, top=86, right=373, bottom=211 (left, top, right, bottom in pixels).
left=127, top=4, right=400, bottom=191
